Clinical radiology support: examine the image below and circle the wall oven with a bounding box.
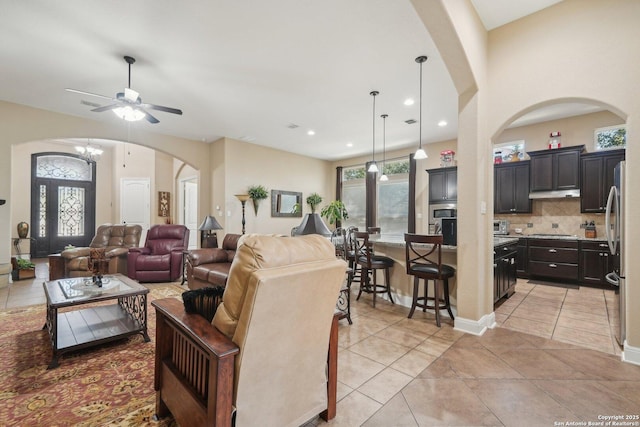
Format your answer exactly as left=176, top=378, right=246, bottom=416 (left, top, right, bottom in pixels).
left=429, top=203, right=457, bottom=234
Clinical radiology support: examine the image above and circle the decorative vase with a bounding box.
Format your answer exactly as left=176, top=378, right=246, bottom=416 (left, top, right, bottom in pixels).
left=252, top=199, right=259, bottom=215
left=17, top=222, right=29, bottom=239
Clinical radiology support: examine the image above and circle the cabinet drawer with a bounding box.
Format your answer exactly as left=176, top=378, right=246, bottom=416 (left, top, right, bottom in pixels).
left=581, top=241, right=610, bottom=251
left=529, top=261, right=579, bottom=281
left=528, top=239, right=578, bottom=249
left=529, top=247, right=578, bottom=263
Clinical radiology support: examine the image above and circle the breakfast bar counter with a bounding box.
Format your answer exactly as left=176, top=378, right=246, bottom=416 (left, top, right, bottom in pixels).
left=366, top=234, right=519, bottom=313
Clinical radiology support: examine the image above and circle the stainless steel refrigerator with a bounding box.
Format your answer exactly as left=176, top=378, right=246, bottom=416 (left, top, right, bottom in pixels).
left=606, top=160, right=625, bottom=348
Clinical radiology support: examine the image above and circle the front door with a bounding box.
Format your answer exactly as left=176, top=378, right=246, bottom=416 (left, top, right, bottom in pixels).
left=30, top=153, right=96, bottom=257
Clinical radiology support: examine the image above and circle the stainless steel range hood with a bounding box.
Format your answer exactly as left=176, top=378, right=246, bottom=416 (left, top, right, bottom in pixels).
left=528, top=189, right=580, bottom=199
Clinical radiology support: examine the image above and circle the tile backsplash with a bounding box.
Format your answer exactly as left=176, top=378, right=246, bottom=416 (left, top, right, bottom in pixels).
left=495, top=199, right=608, bottom=238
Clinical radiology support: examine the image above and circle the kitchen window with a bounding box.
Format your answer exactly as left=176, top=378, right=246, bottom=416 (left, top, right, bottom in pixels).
left=341, top=165, right=366, bottom=230
left=377, top=159, right=409, bottom=235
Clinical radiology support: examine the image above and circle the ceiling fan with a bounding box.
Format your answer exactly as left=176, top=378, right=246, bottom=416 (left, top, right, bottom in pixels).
left=66, top=55, right=182, bottom=124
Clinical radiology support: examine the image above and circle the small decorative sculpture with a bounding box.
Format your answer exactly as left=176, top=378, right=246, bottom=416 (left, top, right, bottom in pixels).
left=89, top=247, right=107, bottom=287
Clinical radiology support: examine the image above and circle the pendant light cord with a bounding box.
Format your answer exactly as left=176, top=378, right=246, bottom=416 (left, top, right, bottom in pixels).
left=371, top=91, right=378, bottom=163
left=419, top=59, right=423, bottom=151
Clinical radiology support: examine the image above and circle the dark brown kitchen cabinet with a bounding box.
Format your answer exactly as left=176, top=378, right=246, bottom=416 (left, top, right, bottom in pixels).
left=494, top=242, right=517, bottom=304
left=494, top=161, right=531, bottom=213
left=516, top=238, right=529, bottom=277
left=579, top=240, right=613, bottom=286
left=427, top=167, right=457, bottom=202
left=528, top=238, right=579, bottom=282
left=528, top=145, right=584, bottom=192
left=580, top=149, right=625, bottom=213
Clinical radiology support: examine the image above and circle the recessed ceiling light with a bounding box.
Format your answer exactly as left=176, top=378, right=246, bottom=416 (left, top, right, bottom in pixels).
left=438, top=120, right=448, bottom=127
left=346, top=142, right=353, bottom=147
left=404, top=98, right=415, bottom=106
left=307, top=130, right=315, bottom=136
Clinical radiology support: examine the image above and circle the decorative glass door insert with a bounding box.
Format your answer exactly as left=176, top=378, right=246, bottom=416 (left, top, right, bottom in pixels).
left=31, top=153, right=96, bottom=257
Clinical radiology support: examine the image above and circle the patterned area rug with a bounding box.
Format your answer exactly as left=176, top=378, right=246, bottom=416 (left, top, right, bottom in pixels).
left=0, top=283, right=184, bottom=426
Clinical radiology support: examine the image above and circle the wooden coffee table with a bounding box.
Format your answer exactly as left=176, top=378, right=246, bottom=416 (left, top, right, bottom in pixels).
left=42, top=274, right=150, bottom=369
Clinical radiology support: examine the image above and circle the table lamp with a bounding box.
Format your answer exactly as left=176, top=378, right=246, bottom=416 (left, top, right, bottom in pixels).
left=198, top=215, right=223, bottom=248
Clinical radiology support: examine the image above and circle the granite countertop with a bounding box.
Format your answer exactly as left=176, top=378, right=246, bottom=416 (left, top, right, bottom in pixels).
left=369, top=234, right=457, bottom=250
left=506, top=234, right=607, bottom=242
left=493, top=236, right=519, bottom=247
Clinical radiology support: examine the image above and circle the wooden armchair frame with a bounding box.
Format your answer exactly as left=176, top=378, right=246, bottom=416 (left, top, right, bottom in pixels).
left=152, top=298, right=338, bottom=427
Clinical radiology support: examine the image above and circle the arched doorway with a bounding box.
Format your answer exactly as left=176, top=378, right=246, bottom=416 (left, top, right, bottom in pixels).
left=491, top=99, right=627, bottom=355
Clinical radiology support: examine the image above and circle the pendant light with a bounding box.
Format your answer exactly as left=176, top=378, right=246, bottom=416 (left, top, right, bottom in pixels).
left=367, top=91, right=379, bottom=173
left=414, top=55, right=428, bottom=160
left=379, top=114, right=389, bottom=181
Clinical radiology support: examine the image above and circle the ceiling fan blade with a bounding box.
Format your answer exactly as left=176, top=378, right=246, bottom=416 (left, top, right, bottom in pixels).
left=66, top=88, right=114, bottom=101
left=91, top=103, right=120, bottom=113
left=141, top=109, right=160, bottom=124
left=141, top=103, right=183, bottom=115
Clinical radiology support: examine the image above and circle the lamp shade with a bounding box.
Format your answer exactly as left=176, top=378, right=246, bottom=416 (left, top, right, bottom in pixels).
left=293, top=213, right=332, bottom=237
left=198, top=215, right=223, bottom=231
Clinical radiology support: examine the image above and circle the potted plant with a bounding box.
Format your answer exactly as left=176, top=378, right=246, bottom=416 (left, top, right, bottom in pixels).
left=247, top=185, right=268, bottom=215
left=306, top=193, right=323, bottom=213
left=320, top=200, right=349, bottom=225
left=11, top=257, right=36, bottom=281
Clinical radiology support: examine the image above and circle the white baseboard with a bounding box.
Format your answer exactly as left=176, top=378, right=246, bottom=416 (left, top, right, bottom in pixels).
left=622, top=341, right=640, bottom=366
left=453, top=312, right=494, bottom=336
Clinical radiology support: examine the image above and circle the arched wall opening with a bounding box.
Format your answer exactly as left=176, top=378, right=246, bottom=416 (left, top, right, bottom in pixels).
left=9, top=136, right=202, bottom=258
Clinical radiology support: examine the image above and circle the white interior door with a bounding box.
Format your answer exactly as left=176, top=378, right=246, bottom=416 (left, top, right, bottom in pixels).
left=182, top=178, right=198, bottom=249
left=121, top=178, right=151, bottom=245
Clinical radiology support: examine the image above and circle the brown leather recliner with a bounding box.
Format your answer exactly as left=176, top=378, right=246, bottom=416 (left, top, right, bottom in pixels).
left=185, top=233, right=241, bottom=289
left=60, top=224, right=142, bottom=278
left=152, top=234, right=347, bottom=426
left=127, top=224, right=190, bottom=283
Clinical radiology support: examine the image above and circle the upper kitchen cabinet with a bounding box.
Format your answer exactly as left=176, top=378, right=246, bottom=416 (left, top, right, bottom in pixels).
left=580, top=149, right=625, bottom=213
left=427, top=166, right=457, bottom=202
left=527, top=145, right=584, bottom=193
left=494, top=161, right=532, bottom=214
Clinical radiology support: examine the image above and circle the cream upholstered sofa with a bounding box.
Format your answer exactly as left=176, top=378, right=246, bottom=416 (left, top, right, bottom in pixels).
left=152, top=234, right=347, bottom=427
left=60, top=224, right=142, bottom=278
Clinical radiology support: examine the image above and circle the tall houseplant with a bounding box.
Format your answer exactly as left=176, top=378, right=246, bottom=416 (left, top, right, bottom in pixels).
left=306, top=193, right=322, bottom=214
left=320, top=200, right=349, bottom=225
left=247, top=185, right=268, bottom=215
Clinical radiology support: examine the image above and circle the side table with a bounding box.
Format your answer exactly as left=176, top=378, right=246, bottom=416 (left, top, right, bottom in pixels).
left=48, top=254, right=65, bottom=280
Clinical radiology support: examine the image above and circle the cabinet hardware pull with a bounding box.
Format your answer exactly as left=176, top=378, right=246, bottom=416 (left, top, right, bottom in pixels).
left=548, top=249, right=557, bottom=253
left=599, top=244, right=608, bottom=247
left=549, top=263, right=557, bottom=268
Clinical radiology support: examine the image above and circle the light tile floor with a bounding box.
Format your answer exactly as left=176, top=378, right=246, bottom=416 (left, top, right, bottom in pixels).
left=2, top=261, right=638, bottom=426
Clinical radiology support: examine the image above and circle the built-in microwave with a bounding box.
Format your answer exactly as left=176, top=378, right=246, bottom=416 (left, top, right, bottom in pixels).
left=429, top=203, right=457, bottom=234
left=493, top=219, right=510, bottom=235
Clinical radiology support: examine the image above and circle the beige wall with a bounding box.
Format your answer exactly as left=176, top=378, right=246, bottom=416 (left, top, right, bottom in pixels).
left=496, top=111, right=625, bottom=154
left=212, top=137, right=334, bottom=236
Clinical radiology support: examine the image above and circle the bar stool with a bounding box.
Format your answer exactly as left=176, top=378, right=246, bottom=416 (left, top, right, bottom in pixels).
left=404, top=233, right=455, bottom=327
left=345, top=226, right=363, bottom=286
left=354, top=231, right=394, bottom=308
left=331, top=227, right=353, bottom=324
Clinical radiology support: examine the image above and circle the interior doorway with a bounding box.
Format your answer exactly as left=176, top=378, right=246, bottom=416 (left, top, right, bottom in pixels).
left=120, top=178, right=150, bottom=244
left=180, top=177, right=198, bottom=249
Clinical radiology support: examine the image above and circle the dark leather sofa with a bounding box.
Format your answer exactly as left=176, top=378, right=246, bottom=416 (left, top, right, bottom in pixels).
left=186, top=233, right=241, bottom=289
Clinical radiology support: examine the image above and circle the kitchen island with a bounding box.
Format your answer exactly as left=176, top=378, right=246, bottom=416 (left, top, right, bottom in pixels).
left=367, top=234, right=519, bottom=314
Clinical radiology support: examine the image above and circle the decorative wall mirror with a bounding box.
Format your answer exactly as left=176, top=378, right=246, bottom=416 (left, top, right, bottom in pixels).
left=271, top=190, right=302, bottom=217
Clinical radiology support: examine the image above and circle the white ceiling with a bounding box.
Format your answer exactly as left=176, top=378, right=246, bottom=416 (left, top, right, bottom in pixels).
left=1, top=0, right=572, bottom=161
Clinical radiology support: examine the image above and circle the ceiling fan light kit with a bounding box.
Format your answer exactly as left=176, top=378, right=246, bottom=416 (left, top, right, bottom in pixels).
left=66, top=55, right=182, bottom=124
